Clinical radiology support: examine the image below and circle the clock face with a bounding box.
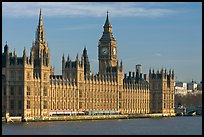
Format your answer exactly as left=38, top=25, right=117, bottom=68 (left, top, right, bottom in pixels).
left=113, top=48, right=116, bottom=55
left=101, top=47, right=108, bottom=55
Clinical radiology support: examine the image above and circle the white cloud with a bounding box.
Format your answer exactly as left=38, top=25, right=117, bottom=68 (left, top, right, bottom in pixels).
left=2, top=2, right=175, bottom=18
left=155, top=53, right=162, bottom=57
left=90, top=59, right=99, bottom=63
left=56, top=24, right=98, bottom=31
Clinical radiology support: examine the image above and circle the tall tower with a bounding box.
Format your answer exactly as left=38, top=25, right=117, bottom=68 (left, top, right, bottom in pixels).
left=31, top=9, right=50, bottom=75
left=30, top=9, right=50, bottom=117
left=98, top=11, right=117, bottom=74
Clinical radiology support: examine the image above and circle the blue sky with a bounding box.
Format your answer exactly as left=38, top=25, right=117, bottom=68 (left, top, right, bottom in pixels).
left=2, top=2, right=202, bottom=83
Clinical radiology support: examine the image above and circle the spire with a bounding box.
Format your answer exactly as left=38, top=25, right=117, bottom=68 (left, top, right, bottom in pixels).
left=13, top=48, right=16, bottom=56
left=104, top=11, right=111, bottom=28
left=83, top=46, right=87, bottom=54
left=81, top=54, right=84, bottom=65
left=62, top=53, right=65, bottom=61
left=39, top=8, right=43, bottom=27
left=62, top=53, right=65, bottom=68
left=76, top=53, right=79, bottom=61
left=120, top=59, right=123, bottom=68
left=67, top=54, right=70, bottom=61
left=23, top=47, right=26, bottom=59
left=169, top=69, right=172, bottom=74
left=35, top=8, right=46, bottom=43
left=83, top=46, right=88, bottom=57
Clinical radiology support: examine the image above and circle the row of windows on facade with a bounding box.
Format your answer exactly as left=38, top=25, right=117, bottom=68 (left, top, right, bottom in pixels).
left=4, top=87, right=119, bottom=98
left=27, top=101, right=149, bottom=110
left=3, top=86, right=48, bottom=96
left=50, top=103, right=148, bottom=110
left=151, top=102, right=174, bottom=109
left=9, top=71, right=47, bottom=80
left=4, top=86, right=171, bottom=100
left=8, top=100, right=150, bottom=111
left=4, top=90, right=117, bottom=99
left=8, top=100, right=119, bottom=110
left=3, top=86, right=23, bottom=96
left=4, top=87, right=151, bottom=100
left=152, top=94, right=174, bottom=100
left=151, top=83, right=172, bottom=89
left=48, top=102, right=144, bottom=110
left=8, top=100, right=47, bottom=110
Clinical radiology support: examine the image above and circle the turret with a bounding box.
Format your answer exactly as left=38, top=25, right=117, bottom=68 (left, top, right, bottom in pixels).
left=4, top=41, right=9, bottom=53
left=23, top=47, right=26, bottom=62
left=2, top=42, right=10, bottom=68
left=76, top=53, right=79, bottom=66
left=13, top=48, right=16, bottom=56
left=62, top=53, right=65, bottom=77
left=12, top=48, right=17, bottom=65
left=120, top=59, right=123, bottom=71
left=67, top=54, right=70, bottom=62
left=82, top=47, right=90, bottom=77
left=30, top=50, right=34, bottom=65
left=62, top=53, right=65, bottom=68
left=81, top=54, right=84, bottom=67
left=172, top=69, right=174, bottom=79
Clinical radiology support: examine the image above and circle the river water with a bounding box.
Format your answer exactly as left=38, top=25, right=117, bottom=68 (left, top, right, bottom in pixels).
left=2, top=116, right=202, bottom=135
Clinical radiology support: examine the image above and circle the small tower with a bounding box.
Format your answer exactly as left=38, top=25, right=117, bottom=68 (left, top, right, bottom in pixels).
left=23, top=47, right=26, bottom=63
left=82, top=47, right=90, bottom=77
left=62, top=53, right=65, bottom=78
left=4, top=41, right=9, bottom=53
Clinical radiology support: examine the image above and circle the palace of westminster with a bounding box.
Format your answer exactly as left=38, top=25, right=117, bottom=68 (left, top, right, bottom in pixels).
left=2, top=10, right=175, bottom=120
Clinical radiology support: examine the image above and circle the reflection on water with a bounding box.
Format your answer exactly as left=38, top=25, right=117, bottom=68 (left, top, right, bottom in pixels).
left=2, top=116, right=202, bottom=135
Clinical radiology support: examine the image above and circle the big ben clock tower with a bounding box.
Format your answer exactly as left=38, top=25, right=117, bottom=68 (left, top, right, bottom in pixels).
left=98, top=11, right=117, bottom=74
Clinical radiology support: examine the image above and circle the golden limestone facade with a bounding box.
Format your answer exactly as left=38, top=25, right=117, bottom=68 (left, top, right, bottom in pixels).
left=2, top=10, right=175, bottom=120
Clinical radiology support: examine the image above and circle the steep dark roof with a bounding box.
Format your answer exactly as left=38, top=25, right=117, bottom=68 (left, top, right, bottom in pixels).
left=104, top=11, right=111, bottom=28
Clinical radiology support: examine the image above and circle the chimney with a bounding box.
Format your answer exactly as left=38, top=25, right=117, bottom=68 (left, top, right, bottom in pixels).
left=140, top=73, right=142, bottom=79
left=132, top=72, right=135, bottom=78
left=129, top=71, right=131, bottom=78
left=144, top=74, right=146, bottom=80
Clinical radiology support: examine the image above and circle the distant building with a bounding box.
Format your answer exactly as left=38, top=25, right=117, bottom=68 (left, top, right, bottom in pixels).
left=2, top=10, right=175, bottom=121
left=197, top=81, right=202, bottom=91
left=174, top=82, right=188, bottom=95
left=175, top=87, right=188, bottom=95
left=187, top=81, right=198, bottom=92
left=175, top=80, right=202, bottom=96
left=175, top=82, right=187, bottom=89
